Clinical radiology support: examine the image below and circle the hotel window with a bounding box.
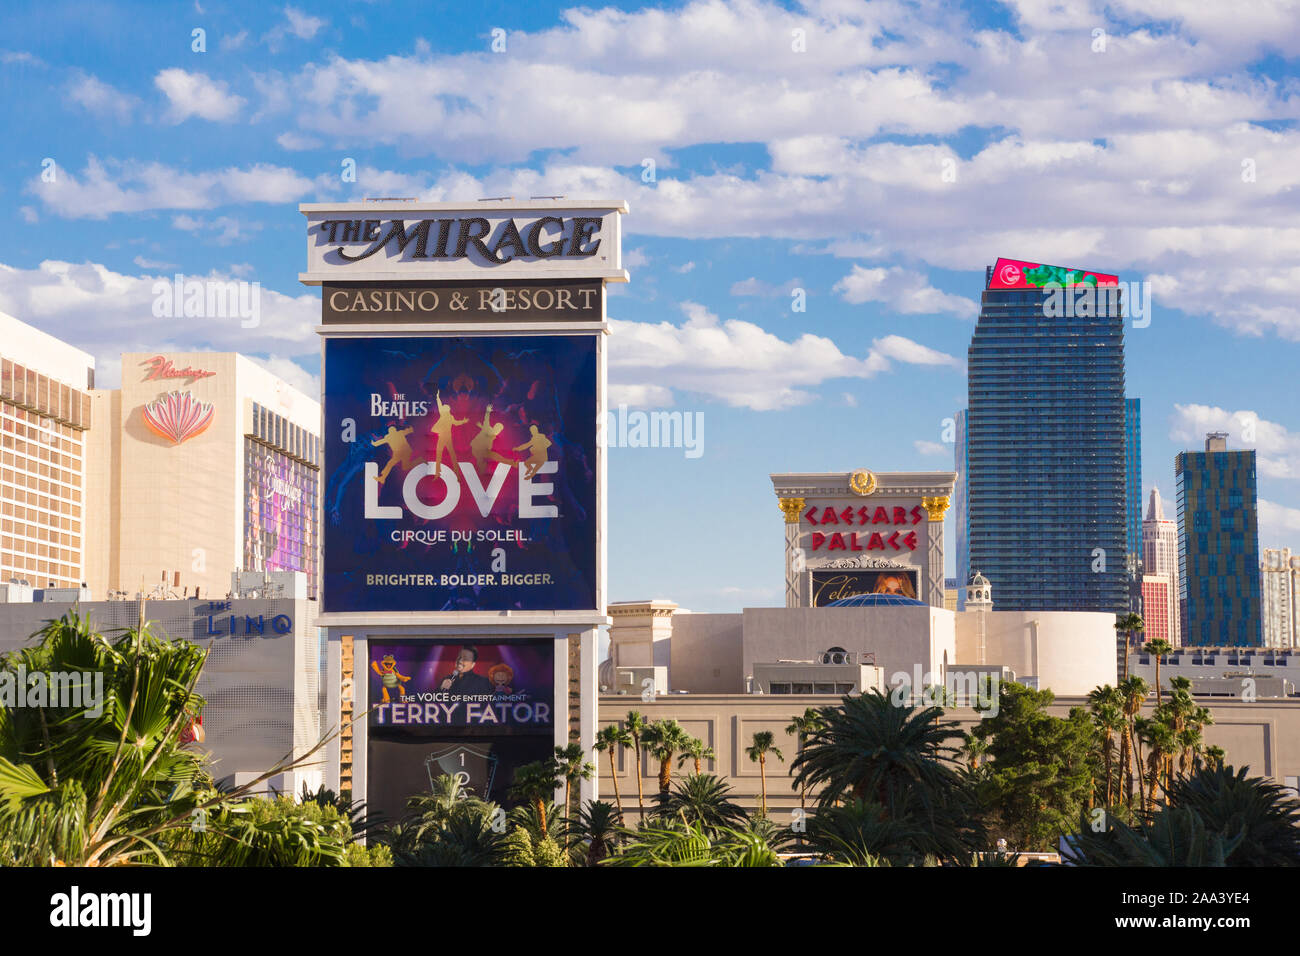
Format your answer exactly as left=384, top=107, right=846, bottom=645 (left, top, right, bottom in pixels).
left=769, top=683, right=792, bottom=694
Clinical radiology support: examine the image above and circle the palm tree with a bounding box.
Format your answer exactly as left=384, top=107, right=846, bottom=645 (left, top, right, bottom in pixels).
left=1138, top=713, right=1177, bottom=805
left=553, top=743, right=595, bottom=819
left=509, top=760, right=561, bottom=837
left=624, top=711, right=648, bottom=816
left=1116, top=612, right=1144, bottom=680
left=1117, top=675, right=1149, bottom=808
left=1142, top=638, right=1174, bottom=703
left=640, top=719, right=692, bottom=794
left=593, top=724, right=631, bottom=817
left=785, top=708, right=825, bottom=814
left=562, top=799, right=621, bottom=866
left=676, top=736, right=716, bottom=776
left=1088, top=684, right=1125, bottom=806
left=790, top=690, right=965, bottom=820
left=746, top=731, right=785, bottom=818
left=0, top=611, right=340, bottom=866
left=961, top=730, right=991, bottom=772
left=652, top=773, right=749, bottom=834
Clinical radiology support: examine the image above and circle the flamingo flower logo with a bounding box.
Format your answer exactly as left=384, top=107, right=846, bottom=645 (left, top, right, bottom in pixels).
left=142, top=390, right=215, bottom=444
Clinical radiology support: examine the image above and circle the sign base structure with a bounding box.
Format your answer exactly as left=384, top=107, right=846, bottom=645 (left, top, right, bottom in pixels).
left=307, top=200, right=627, bottom=818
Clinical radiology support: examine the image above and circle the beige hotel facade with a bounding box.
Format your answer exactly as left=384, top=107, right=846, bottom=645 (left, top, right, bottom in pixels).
left=0, top=313, right=323, bottom=603
left=0, top=312, right=96, bottom=591
left=85, top=351, right=321, bottom=601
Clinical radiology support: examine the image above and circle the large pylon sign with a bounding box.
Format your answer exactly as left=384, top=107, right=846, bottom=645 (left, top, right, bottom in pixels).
left=305, top=200, right=626, bottom=817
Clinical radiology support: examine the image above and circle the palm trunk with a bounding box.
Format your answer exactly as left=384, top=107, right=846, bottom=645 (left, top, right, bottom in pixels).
left=536, top=798, right=548, bottom=837
left=694, top=757, right=702, bottom=775
left=606, top=751, right=623, bottom=816
left=631, top=734, right=645, bottom=815
left=758, top=754, right=768, bottom=817
left=1120, top=726, right=1133, bottom=805
left=1155, top=660, right=1161, bottom=704
left=564, top=780, right=572, bottom=819
left=1102, top=740, right=1113, bottom=806
left=658, top=757, right=671, bottom=794
left=1132, top=733, right=1147, bottom=813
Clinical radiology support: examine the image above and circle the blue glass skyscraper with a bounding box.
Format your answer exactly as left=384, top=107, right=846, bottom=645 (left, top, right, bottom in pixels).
left=1125, top=397, right=1143, bottom=610
left=954, top=408, right=969, bottom=609
left=966, top=262, right=1128, bottom=612
left=1176, top=433, right=1262, bottom=646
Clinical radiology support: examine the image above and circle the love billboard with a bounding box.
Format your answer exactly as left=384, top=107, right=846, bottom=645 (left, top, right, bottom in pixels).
left=322, top=334, right=598, bottom=613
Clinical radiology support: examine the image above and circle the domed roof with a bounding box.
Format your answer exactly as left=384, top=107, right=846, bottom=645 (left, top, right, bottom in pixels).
left=826, top=593, right=926, bottom=607
left=970, top=571, right=990, bottom=587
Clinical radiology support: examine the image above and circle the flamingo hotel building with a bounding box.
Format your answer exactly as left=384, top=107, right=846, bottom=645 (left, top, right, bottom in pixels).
left=0, top=314, right=322, bottom=602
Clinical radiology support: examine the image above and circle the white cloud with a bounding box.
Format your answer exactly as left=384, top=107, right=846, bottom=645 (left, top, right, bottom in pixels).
left=246, top=354, right=320, bottom=397
left=674, top=262, right=696, bottom=274
left=608, top=384, right=675, bottom=408
left=276, top=130, right=322, bottom=150
left=623, top=248, right=650, bottom=269
left=1260, top=499, right=1300, bottom=539
left=264, top=7, right=327, bottom=51
left=914, top=439, right=949, bottom=456
left=27, top=158, right=313, bottom=219
left=730, top=276, right=802, bottom=297
left=67, top=72, right=138, bottom=122
left=608, top=301, right=955, bottom=411
left=834, top=265, right=978, bottom=319
left=172, top=214, right=260, bottom=245
left=871, top=334, right=961, bottom=368
left=0, top=258, right=318, bottom=388
left=132, top=255, right=177, bottom=270
left=1169, top=403, right=1300, bottom=478
left=155, top=69, right=245, bottom=123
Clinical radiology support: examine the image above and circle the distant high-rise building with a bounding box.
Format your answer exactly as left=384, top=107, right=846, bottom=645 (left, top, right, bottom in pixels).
left=1176, top=433, right=1262, bottom=646
left=1125, top=398, right=1143, bottom=610
left=954, top=408, right=969, bottom=610
left=1141, top=574, right=1173, bottom=647
left=1142, top=486, right=1181, bottom=646
left=0, top=313, right=95, bottom=591
left=1261, top=547, right=1300, bottom=649
left=966, top=258, right=1127, bottom=612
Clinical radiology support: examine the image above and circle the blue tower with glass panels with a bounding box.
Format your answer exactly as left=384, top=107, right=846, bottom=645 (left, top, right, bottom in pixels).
left=1176, top=433, right=1262, bottom=646
left=1125, top=398, right=1143, bottom=609
left=966, top=262, right=1128, bottom=612
left=954, top=407, right=969, bottom=609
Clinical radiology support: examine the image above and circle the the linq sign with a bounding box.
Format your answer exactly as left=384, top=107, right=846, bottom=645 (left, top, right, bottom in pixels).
left=317, top=216, right=605, bottom=266
left=199, top=602, right=293, bottom=638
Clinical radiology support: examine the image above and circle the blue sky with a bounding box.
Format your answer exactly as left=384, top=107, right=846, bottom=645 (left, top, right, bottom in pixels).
left=1, top=0, right=1298, bottom=611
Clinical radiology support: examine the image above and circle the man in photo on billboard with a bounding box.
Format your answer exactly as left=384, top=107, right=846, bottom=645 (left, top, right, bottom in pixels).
left=439, top=646, right=494, bottom=696
left=430, top=390, right=468, bottom=479
left=372, top=424, right=415, bottom=485
left=513, top=425, right=553, bottom=480
left=470, top=405, right=518, bottom=475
